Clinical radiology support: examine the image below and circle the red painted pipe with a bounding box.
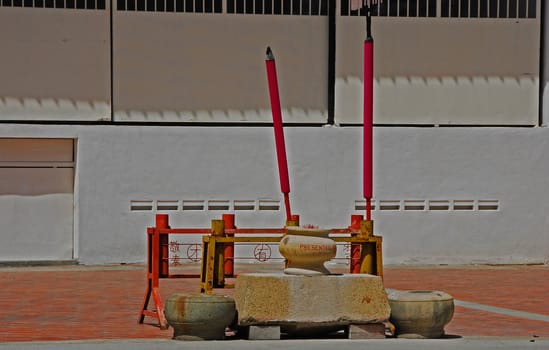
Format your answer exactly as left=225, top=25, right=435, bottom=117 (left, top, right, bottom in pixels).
left=363, top=38, right=374, bottom=220
left=155, top=214, right=170, bottom=278
left=350, top=214, right=363, bottom=273
left=222, top=214, right=235, bottom=277
left=266, top=47, right=292, bottom=221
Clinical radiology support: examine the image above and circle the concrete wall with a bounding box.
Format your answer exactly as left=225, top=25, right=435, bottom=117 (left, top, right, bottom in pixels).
left=0, top=8, right=110, bottom=121
left=336, top=16, right=540, bottom=125
left=113, top=13, right=328, bottom=123
left=0, top=124, right=547, bottom=265
left=0, top=7, right=539, bottom=124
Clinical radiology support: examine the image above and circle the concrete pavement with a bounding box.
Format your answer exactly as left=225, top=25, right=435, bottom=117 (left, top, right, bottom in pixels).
left=1, top=338, right=548, bottom=350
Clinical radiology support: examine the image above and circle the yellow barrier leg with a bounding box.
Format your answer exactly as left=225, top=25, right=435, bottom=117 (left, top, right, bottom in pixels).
left=360, top=242, right=376, bottom=275
left=200, top=236, right=215, bottom=293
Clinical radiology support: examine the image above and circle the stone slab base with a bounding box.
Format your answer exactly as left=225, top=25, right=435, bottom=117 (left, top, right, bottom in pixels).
left=235, top=273, right=390, bottom=335
left=242, top=323, right=386, bottom=340
left=248, top=326, right=281, bottom=340
left=347, top=324, right=386, bottom=339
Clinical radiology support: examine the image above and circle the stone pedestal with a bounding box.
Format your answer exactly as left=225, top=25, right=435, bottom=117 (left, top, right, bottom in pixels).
left=234, top=273, right=390, bottom=336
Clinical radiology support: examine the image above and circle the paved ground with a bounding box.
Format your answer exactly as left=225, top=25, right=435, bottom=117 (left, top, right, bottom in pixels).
left=1, top=338, right=548, bottom=350
left=0, top=263, right=547, bottom=344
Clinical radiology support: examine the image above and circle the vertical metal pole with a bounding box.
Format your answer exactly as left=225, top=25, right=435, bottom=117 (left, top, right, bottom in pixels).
left=222, top=213, right=235, bottom=277
left=149, top=215, right=168, bottom=329
left=350, top=214, right=363, bottom=273
left=327, top=0, right=336, bottom=125
left=359, top=219, right=375, bottom=275
left=109, top=0, right=114, bottom=121
left=210, top=220, right=225, bottom=289
left=540, top=0, right=547, bottom=126
left=155, top=214, right=170, bottom=278
left=361, top=243, right=376, bottom=275
left=138, top=227, right=153, bottom=324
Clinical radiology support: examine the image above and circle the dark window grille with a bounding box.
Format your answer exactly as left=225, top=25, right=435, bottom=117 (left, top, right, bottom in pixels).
left=342, top=0, right=536, bottom=18
left=440, top=0, right=536, bottom=18
left=0, top=0, right=104, bottom=8
left=292, top=0, right=299, bottom=14
left=1, top=0, right=535, bottom=17
left=283, top=0, right=291, bottom=14
left=117, top=0, right=222, bottom=12
left=227, top=0, right=328, bottom=15
left=342, top=0, right=438, bottom=17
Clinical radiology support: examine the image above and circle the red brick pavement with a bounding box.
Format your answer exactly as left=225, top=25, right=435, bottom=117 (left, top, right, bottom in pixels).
left=382, top=265, right=549, bottom=338
left=0, top=264, right=547, bottom=342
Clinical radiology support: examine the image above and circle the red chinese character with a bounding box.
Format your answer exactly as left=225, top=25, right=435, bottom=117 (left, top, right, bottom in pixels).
left=169, top=241, right=181, bottom=254
left=171, top=254, right=182, bottom=266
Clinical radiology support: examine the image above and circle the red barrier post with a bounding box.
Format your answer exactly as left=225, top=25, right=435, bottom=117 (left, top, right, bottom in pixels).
left=138, top=215, right=169, bottom=329
left=287, top=214, right=300, bottom=227
left=350, top=214, right=363, bottom=273
left=222, top=213, right=235, bottom=277
left=156, top=214, right=170, bottom=278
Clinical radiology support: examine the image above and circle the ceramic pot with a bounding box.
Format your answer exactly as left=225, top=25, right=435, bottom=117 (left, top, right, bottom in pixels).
left=164, top=293, right=236, bottom=340
left=388, top=290, right=454, bottom=338
left=279, top=226, right=336, bottom=275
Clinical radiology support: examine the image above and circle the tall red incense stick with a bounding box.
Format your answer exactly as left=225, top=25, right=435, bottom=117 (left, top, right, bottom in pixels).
left=363, top=10, right=374, bottom=221
left=265, top=47, right=292, bottom=222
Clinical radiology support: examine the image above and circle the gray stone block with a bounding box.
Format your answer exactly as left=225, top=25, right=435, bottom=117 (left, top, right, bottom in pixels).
left=248, top=326, right=281, bottom=340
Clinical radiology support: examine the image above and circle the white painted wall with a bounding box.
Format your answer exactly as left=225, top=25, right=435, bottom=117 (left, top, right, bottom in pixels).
left=0, top=193, right=73, bottom=260
left=0, top=124, right=547, bottom=265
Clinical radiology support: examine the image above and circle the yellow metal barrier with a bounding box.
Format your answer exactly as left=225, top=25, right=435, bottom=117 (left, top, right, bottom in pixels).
left=199, top=228, right=382, bottom=293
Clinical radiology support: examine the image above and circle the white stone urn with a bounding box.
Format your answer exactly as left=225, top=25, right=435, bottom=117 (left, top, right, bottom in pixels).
left=278, top=226, right=336, bottom=275
left=388, top=290, right=454, bottom=338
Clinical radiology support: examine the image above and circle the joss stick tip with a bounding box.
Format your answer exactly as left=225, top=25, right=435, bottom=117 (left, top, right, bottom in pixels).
left=266, top=46, right=274, bottom=60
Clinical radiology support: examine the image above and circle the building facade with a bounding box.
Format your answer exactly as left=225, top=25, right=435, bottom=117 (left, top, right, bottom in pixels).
left=0, top=0, right=547, bottom=265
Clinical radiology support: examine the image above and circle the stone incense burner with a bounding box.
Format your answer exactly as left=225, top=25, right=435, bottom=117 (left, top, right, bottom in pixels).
left=278, top=226, right=337, bottom=275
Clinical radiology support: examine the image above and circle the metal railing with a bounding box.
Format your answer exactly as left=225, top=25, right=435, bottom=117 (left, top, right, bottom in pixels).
left=341, top=0, right=537, bottom=18
left=0, top=0, right=536, bottom=19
